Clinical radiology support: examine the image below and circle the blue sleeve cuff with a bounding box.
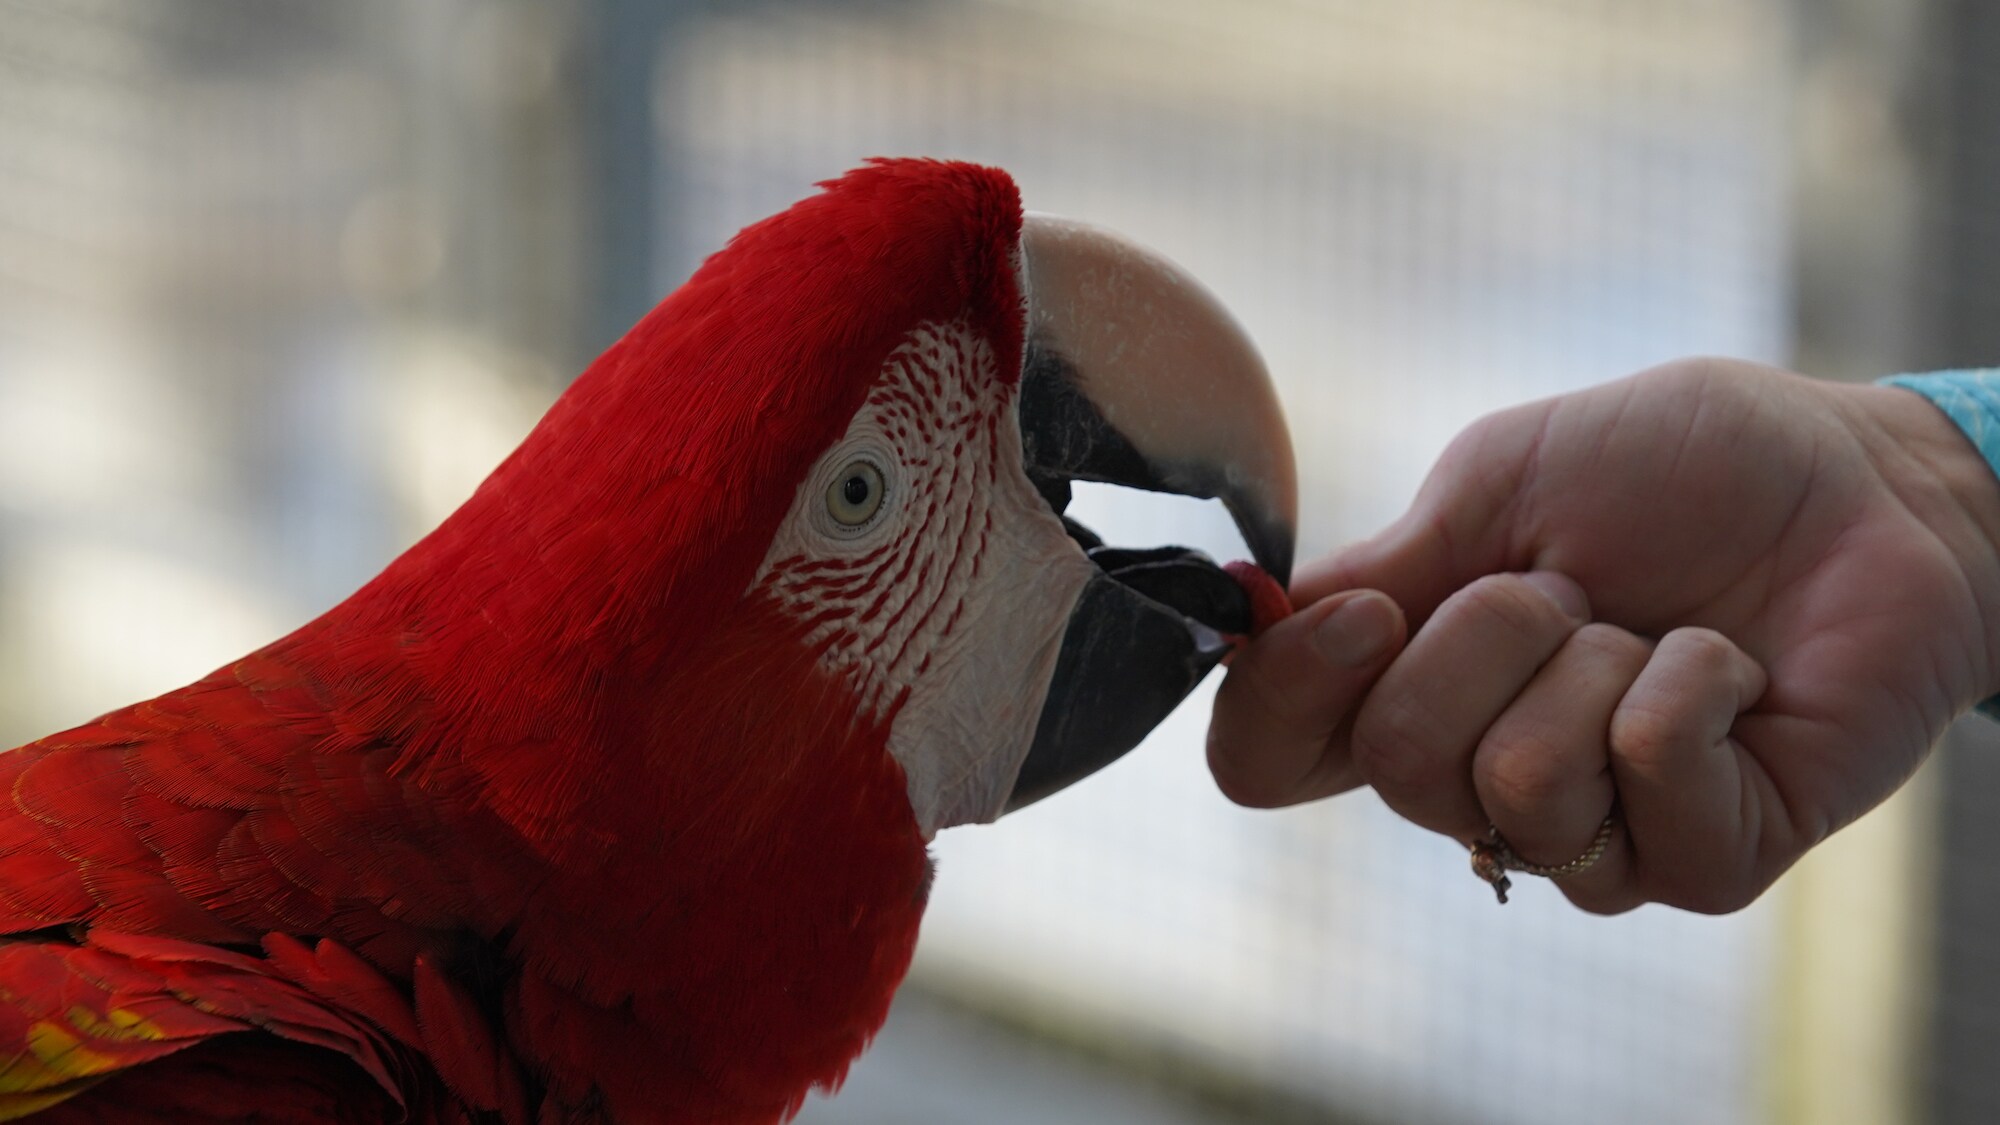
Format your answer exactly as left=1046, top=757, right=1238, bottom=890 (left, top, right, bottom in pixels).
left=1879, top=370, right=2000, bottom=722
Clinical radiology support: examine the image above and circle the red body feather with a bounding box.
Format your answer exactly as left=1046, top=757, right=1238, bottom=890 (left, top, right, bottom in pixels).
left=0, top=160, right=1027, bottom=1122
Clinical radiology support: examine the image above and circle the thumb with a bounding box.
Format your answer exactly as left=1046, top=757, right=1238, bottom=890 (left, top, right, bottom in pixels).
left=1207, top=589, right=1406, bottom=807
left=1293, top=407, right=1542, bottom=623
left=1290, top=514, right=1483, bottom=630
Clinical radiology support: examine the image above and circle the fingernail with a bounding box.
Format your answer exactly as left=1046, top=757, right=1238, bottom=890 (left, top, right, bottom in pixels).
left=1522, top=571, right=1589, bottom=623
left=1313, top=592, right=1398, bottom=667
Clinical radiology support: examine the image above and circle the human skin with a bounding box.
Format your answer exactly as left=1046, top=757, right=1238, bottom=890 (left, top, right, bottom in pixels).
left=1206, top=357, right=2000, bottom=914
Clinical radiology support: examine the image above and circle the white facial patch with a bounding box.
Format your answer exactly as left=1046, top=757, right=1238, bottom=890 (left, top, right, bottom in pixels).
left=752, top=319, right=1097, bottom=836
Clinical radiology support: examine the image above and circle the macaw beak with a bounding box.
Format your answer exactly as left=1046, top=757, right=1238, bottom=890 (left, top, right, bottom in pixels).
left=1005, top=214, right=1297, bottom=813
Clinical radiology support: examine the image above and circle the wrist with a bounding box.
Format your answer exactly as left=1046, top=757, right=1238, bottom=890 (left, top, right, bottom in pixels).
left=1850, top=381, right=2000, bottom=699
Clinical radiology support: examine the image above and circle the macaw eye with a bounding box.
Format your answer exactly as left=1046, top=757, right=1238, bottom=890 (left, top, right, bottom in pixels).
left=825, top=459, right=887, bottom=529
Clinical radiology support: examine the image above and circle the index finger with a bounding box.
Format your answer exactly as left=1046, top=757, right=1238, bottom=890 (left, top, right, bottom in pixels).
left=1207, top=589, right=1406, bottom=808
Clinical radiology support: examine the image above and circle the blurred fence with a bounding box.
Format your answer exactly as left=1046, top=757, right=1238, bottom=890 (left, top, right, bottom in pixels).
left=0, top=2, right=1975, bottom=1123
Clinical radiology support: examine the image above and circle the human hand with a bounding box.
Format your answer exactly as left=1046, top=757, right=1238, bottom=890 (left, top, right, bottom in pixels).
left=1207, top=358, right=2000, bottom=913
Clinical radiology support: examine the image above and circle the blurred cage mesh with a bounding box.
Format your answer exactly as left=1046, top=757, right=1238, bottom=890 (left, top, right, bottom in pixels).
left=0, top=1, right=1987, bottom=1123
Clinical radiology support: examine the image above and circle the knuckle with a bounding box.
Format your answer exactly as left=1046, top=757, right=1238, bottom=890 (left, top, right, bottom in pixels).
left=1350, top=700, right=1450, bottom=797
left=1656, top=355, right=1727, bottom=390
left=1664, top=626, right=1737, bottom=675
left=1474, top=730, right=1573, bottom=814
left=1569, top=622, right=1651, bottom=669
left=1454, top=574, right=1569, bottom=642
left=1608, top=700, right=1684, bottom=772
left=1649, top=355, right=1760, bottom=399
left=1435, top=414, right=1506, bottom=476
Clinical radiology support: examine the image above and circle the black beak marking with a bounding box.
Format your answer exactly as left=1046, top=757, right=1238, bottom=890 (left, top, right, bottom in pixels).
left=1018, top=339, right=1166, bottom=507
left=1006, top=337, right=1291, bottom=813
left=1007, top=573, right=1230, bottom=812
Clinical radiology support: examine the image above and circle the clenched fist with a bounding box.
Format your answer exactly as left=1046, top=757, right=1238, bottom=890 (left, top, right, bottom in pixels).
left=1208, top=358, right=2000, bottom=914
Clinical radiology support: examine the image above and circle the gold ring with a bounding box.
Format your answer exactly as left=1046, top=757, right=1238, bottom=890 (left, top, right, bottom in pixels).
left=1468, top=813, right=1618, bottom=904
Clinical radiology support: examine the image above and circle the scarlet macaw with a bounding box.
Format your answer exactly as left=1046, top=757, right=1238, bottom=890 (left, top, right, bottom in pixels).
left=0, top=159, right=1294, bottom=1123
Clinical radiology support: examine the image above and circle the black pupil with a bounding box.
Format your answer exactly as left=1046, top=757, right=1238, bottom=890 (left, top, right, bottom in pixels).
left=842, top=473, right=872, bottom=507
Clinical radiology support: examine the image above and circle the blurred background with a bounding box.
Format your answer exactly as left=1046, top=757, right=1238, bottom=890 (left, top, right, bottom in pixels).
left=0, top=0, right=1992, bottom=1121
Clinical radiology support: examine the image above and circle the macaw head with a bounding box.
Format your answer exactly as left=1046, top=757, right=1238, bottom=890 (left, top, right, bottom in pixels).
left=400, top=158, right=1293, bottom=844
left=681, top=158, right=1296, bottom=834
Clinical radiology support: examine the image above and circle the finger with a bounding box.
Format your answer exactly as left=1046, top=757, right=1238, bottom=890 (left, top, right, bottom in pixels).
left=1292, top=403, right=1549, bottom=621
left=1471, top=623, right=1650, bottom=910
left=1608, top=627, right=1770, bottom=913
left=1349, top=571, right=1589, bottom=840
left=1554, top=832, right=1646, bottom=915
left=1207, top=590, right=1406, bottom=808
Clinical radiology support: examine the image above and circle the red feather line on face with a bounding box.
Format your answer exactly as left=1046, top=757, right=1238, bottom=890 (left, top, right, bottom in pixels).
left=0, top=160, right=1031, bottom=1122
left=755, top=321, right=1005, bottom=721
